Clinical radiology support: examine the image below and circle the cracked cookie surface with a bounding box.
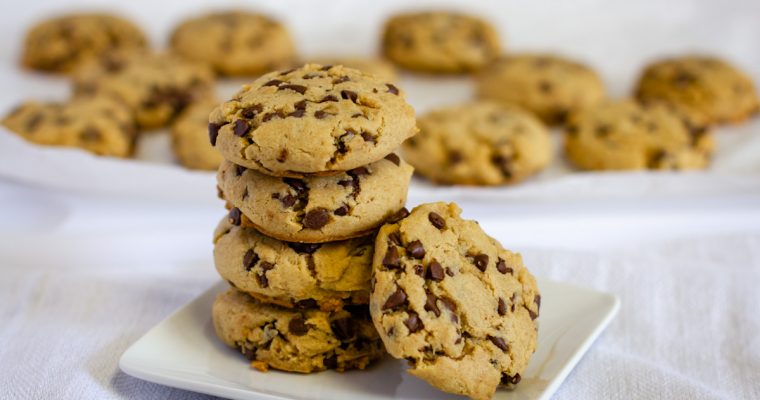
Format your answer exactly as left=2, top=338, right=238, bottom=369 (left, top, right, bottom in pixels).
left=402, top=101, right=551, bottom=186
left=213, top=288, right=384, bottom=373
left=564, top=99, right=714, bottom=171
left=476, top=54, right=606, bottom=125
left=170, top=11, right=295, bottom=76
left=635, top=55, right=760, bottom=124
left=2, top=96, right=135, bottom=157
left=170, top=99, right=224, bottom=170
left=370, top=202, right=540, bottom=400
left=21, top=13, right=146, bottom=73
left=73, top=50, right=215, bottom=130
left=218, top=153, right=413, bottom=243
left=209, top=64, right=417, bottom=177
left=381, top=12, right=501, bottom=74
left=214, top=218, right=373, bottom=311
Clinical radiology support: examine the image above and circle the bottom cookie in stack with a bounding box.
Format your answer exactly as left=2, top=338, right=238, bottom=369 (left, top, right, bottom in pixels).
left=212, top=288, right=385, bottom=373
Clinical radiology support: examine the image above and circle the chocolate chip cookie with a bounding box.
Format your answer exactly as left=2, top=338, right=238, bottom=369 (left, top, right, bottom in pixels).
left=209, top=64, right=416, bottom=177
left=635, top=55, right=760, bottom=124
left=2, top=96, right=135, bottom=157
left=213, top=288, right=384, bottom=373
left=21, top=13, right=147, bottom=73
left=73, top=50, right=215, bottom=130
left=303, top=57, right=397, bottom=81
left=476, top=54, right=606, bottom=125
left=170, top=99, right=224, bottom=170
left=381, top=12, right=501, bottom=74
left=564, top=99, right=714, bottom=170
left=214, top=218, right=374, bottom=311
left=218, top=154, right=413, bottom=243
left=170, top=11, right=295, bottom=76
left=402, top=101, right=551, bottom=186
left=370, top=202, right=540, bottom=400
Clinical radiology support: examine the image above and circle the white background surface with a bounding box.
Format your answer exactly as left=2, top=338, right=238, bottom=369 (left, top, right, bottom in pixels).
left=1, top=0, right=760, bottom=399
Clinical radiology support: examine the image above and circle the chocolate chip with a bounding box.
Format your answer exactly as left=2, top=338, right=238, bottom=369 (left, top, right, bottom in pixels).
left=445, top=267, right=455, bottom=277
left=360, top=131, right=376, bottom=144
left=296, top=299, right=318, bottom=308
left=263, top=79, right=283, bottom=87
left=385, top=153, right=401, bottom=166
left=386, top=208, right=410, bottom=224
left=241, top=104, right=263, bottom=118
left=370, top=276, right=376, bottom=293
left=340, top=90, right=358, bottom=103
left=278, top=84, right=307, bottom=94
left=233, top=119, right=250, bottom=137
left=303, top=208, right=330, bottom=229
left=673, top=71, right=697, bottom=87
left=595, top=124, right=611, bottom=137
left=498, top=298, right=507, bottom=316
left=283, top=178, right=307, bottom=194
left=320, top=65, right=333, bottom=71
left=319, top=95, right=338, bottom=103
left=538, top=80, right=553, bottom=93
left=243, top=249, right=259, bottom=271
left=473, top=254, right=489, bottom=272
left=496, top=257, right=512, bottom=274
left=277, top=149, right=288, bottom=162
left=528, top=307, right=539, bottom=320
left=424, top=292, right=441, bottom=317
left=289, top=316, right=310, bottom=336
left=428, top=212, right=446, bottom=230
left=288, top=109, right=305, bottom=118
left=314, top=110, right=330, bottom=119
left=79, top=127, right=101, bottom=142
left=279, top=68, right=297, bottom=75
left=388, top=231, right=402, bottom=246
left=331, top=318, right=354, bottom=340
left=323, top=354, right=338, bottom=369
left=334, top=204, right=349, bottom=216
left=280, top=194, right=296, bottom=208
left=351, top=112, right=364, bottom=118
left=426, top=260, right=444, bottom=282
left=535, top=295, right=541, bottom=309
left=502, top=373, right=521, bottom=385
left=449, top=151, right=463, bottom=164
left=413, top=264, right=425, bottom=277
left=439, top=297, right=457, bottom=312
left=260, top=262, right=274, bottom=271
left=488, top=335, right=509, bottom=352
left=228, top=207, right=242, bottom=226
left=288, top=242, right=321, bottom=254
left=386, top=83, right=399, bottom=95
left=235, top=165, right=246, bottom=176
left=333, top=76, right=350, bottom=84
left=382, top=246, right=401, bottom=269
left=382, top=287, right=407, bottom=310
left=256, top=273, right=269, bottom=287
left=348, top=166, right=369, bottom=176
left=407, top=240, right=426, bottom=259
left=208, top=123, right=221, bottom=145
left=492, top=155, right=513, bottom=178
left=262, top=110, right=285, bottom=122
left=404, top=311, right=423, bottom=333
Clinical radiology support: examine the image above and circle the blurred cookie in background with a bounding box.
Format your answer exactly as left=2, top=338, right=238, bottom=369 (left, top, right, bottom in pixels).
left=381, top=11, right=501, bottom=74
left=170, top=99, right=223, bottom=170
left=73, top=50, right=215, bottom=130
left=402, top=101, right=552, bottom=186
left=170, top=11, right=295, bottom=76
left=635, top=55, right=760, bottom=124
left=564, top=99, right=714, bottom=171
left=21, top=13, right=147, bottom=74
left=476, top=54, right=606, bottom=125
left=301, top=57, right=397, bottom=81
left=2, top=96, right=135, bottom=157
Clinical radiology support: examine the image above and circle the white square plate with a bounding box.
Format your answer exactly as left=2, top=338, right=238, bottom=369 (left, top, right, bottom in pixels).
left=120, top=278, right=619, bottom=400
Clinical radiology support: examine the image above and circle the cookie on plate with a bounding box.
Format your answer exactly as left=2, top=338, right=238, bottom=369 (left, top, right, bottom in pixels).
left=2, top=96, right=135, bottom=157
left=303, top=57, right=397, bottom=81
left=381, top=12, right=501, bottom=74
left=170, top=11, right=295, bottom=76
left=170, top=99, right=224, bottom=170
left=476, top=54, right=606, bottom=125
left=21, top=13, right=147, bottom=73
left=635, top=55, right=760, bottom=124
left=564, top=99, right=714, bottom=171
left=73, top=50, right=215, bottom=130
left=402, top=101, right=551, bottom=186
left=370, top=202, right=540, bottom=400
left=214, top=218, right=374, bottom=311
left=209, top=64, right=416, bottom=177
left=218, top=154, right=413, bottom=243
left=213, top=288, right=384, bottom=373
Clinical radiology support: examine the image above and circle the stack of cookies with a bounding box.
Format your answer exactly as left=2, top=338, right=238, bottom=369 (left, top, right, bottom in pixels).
left=209, top=64, right=416, bottom=373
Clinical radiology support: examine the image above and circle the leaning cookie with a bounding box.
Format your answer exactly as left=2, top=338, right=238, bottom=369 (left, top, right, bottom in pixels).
left=635, top=55, right=760, bottom=124
left=564, top=99, right=714, bottom=171
left=213, top=288, right=384, bottom=373
left=214, top=218, right=373, bottom=311
left=170, top=11, right=295, bottom=76
left=218, top=154, right=413, bottom=243
left=402, top=101, right=551, bottom=186
left=21, top=13, right=147, bottom=73
left=2, top=96, right=135, bottom=157
left=370, top=202, right=540, bottom=400
left=476, top=54, right=606, bottom=125
left=209, top=64, right=416, bottom=177
left=381, top=11, right=501, bottom=73
left=170, top=99, right=224, bottom=170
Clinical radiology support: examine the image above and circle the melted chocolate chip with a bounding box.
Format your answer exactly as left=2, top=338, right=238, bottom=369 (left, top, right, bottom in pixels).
left=288, top=109, right=305, bottom=118
left=488, top=335, right=509, bottom=352
left=228, top=208, right=242, bottom=226
left=388, top=231, right=403, bottom=246
left=496, top=257, right=512, bottom=274
left=279, top=194, right=296, bottom=208
left=233, top=119, right=250, bottom=137
left=241, top=104, right=263, bottom=118
left=208, top=123, right=221, bottom=145
left=303, top=208, right=330, bottom=229
left=243, top=249, right=259, bottom=271
left=331, top=318, right=354, bottom=340
left=382, top=287, right=407, bottom=310
left=334, top=204, right=349, bottom=216
left=407, top=240, right=425, bottom=259
left=385, top=153, right=401, bottom=166
left=426, top=260, right=444, bottom=282
left=340, top=90, right=358, bottom=103
left=263, top=79, right=283, bottom=87
left=383, top=246, right=401, bottom=269
left=498, top=298, right=507, bottom=316
left=428, top=212, right=446, bottom=229
left=289, top=316, right=310, bottom=336
left=320, top=95, right=338, bottom=103
left=424, top=292, right=441, bottom=317
left=287, top=242, right=321, bottom=254
left=473, top=254, right=489, bottom=272
left=386, top=208, right=410, bottom=224
left=314, top=110, right=330, bottom=119
left=404, top=311, right=423, bottom=333
left=278, top=84, right=307, bottom=94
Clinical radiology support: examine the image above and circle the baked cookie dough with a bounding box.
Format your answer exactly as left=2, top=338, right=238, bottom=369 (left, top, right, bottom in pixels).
left=21, top=13, right=146, bottom=73
left=303, top=57, right=397, bottom=81
left=370, top=202, right=540, bottom=400
left=170, top=99, right=224, bottom=170
left=214, top=218, right=374, bottom=311
left=209, top=64, right=416, bottom=177
left=402, top=101, right=551, bottom=186
left=213, top=288, right=384, bottom=373
left=381, top=12, right=501, bottom=74
left=2, top=96, right=135, bottom=157
left=476, top=54, right=606, bottom=125
left=218, top=154, right=413, bottom=243
left=635, top=55, right=760, bottom=124
left=170, top=11, right=295, bottom=76
left=564, top=99, right=714, bottom=171
left=73, top=50, right=215, bottom=130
